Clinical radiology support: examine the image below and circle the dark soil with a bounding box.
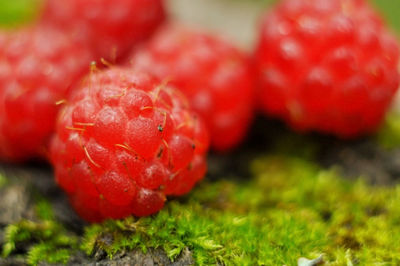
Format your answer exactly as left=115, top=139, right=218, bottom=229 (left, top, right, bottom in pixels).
left=209, top=116, right=400, bottom=185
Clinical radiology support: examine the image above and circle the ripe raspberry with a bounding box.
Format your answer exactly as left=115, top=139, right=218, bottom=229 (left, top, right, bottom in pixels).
left=254, top=0, right=400, bottom=137
left=41, top=0, right=166, bottom=60
left=50, top=67, right=209, bottom=222
left=0, top=25, right=93, bottom=161
left=130, top=24, right=254, bottom=151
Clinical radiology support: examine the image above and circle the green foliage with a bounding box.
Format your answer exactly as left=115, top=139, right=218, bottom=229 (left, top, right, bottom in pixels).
left=0, top=0, right=41, bottom=28
left=372, top=0, right=400, bottom=34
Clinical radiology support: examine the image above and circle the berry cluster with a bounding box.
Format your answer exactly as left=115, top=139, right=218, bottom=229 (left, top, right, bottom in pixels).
left=130, top=24, right=254, bottom=151
left=0, top=0, right=399, bottom=222
left=0, top=0, right=165, bottom=162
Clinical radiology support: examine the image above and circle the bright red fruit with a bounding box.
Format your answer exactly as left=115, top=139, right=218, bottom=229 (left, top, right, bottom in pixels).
left=41, top=0, right=166, bottom=60
left=254, top=0, right=400, bottom=137
left=0, top=25, right=93, bottom=161
left=130, top=24, right=254, bottom=151
left=50, top=67, right=209, bottom=222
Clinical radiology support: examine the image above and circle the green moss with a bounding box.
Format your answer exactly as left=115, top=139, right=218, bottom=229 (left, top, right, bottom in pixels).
left=3, top=155, right=400, bottom=265
left=2, top=219, right=77, bottom=264
left=27, top=243, right=72, bottom=265
left=77, top=156, right=400, bottom=265
left=34, top=198, right=55, bottom=221
left=1, top=198, right=77, bottom=265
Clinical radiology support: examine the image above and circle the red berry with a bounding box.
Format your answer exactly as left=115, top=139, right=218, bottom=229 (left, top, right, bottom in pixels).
left=50, top=67, right=209, bottom=222
left=130, top=24, right=254, bottom=151
left=254, top=0, right=400, bottom=137
left=0, top=25, right=93, bottom=161
left=42, top=0, right=166, bottom=60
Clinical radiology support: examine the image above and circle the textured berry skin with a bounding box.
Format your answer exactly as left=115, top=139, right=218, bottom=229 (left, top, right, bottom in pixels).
left=42, top=0, right=166, bottom=60
left=255, top=0, right=400, bottom=137
left=50, top=68, right=209, bottom=222
left=130, top=24, right=254, bottom=151
left=0, top=25, right=93, bottom=161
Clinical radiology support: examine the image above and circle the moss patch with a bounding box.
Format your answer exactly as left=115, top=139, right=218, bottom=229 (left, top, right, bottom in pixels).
left=3, top=155, right=400, bottom=265
left=80, top=156, right=400, bottom=265
left=1, top=198, right=78, bottom=265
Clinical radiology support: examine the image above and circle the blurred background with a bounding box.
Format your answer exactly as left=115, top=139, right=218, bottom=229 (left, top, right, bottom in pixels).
left=1, top=0, right=399, bottom=48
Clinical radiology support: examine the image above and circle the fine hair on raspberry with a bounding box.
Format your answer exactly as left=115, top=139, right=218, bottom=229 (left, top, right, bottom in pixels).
left=50, top=67, right=209, bottom=222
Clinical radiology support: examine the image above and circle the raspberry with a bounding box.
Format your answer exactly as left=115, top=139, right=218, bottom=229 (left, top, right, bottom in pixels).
left=130, top=24, right=254, bottom=151
left=42, top=0, right=166, bottom=60
left=0, top=25, right=93, bottom=161
left=50, top=67, right=209, bottom=222
left=254, top=0, right=400, bottom=137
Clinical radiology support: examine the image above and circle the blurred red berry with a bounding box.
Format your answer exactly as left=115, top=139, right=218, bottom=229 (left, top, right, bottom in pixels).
left=41, top=0, right=166, bottom=60
left=254, top=0, right=400, bottom=137
left=130, top=24, right=254, bottom=151
left=50, top=67, right=209, bottom=222
left=0, top=25, right=93, bottom=161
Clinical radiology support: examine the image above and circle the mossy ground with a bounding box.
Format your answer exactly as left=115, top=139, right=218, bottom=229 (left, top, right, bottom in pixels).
left=2, top=112, right=400, bottom=265
left=79, top=153, right=400, bottom=265
left=1, top=0, right=400, bottom=265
